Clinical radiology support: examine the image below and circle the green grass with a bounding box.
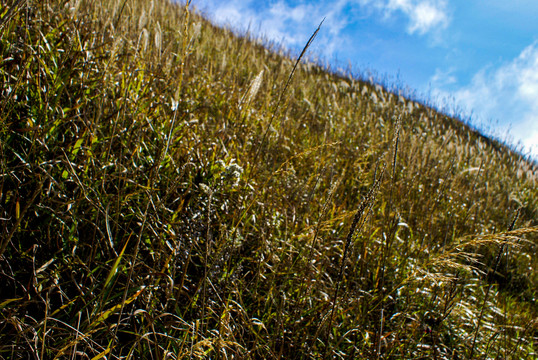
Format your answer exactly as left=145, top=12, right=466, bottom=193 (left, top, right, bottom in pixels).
left=1, top=0, right=537, bottom=358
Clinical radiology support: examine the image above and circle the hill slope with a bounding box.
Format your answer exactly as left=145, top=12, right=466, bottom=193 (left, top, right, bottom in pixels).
left=1, top=0, right=537, bottom=358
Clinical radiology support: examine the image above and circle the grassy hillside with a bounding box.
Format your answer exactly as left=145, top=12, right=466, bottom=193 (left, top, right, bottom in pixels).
left=1, top=0, right=537, bottom=358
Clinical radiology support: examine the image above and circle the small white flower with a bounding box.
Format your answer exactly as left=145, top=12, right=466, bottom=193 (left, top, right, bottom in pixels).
left=198, top=183, right=212, bottom=195
left=171, top=98, right=179, bottom=111
left=223, top=162, right=243, bottom=186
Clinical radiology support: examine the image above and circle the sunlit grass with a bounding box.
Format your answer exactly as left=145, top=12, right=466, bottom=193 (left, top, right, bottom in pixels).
left=0, top=0, right=537, bottom=358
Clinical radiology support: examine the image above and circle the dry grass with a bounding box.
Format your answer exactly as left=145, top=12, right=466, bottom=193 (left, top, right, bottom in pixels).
left=1, top=0, right=537, bottom=358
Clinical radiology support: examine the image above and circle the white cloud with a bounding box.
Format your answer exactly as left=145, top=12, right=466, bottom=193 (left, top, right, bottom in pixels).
left=434, top=42, right=538, bottom=158
left=346, top=0, right=450, bottom=38
left=270, top=2, right=307, bottom=23
left=408, top=2, right=448, bottom=34
left=384, top=0, right=449, bottom=35
left=517, top=45, right=538, bottom=100
left=198, top=0, right=351, bottom=58
left=199, top=0, right=449, bottom=57
left=431, top=67, right=457, bottom=86
left=200, top=1, right=251, bottom=27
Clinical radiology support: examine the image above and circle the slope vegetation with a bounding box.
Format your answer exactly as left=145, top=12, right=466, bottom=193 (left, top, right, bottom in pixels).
left=1, top=0, right=537, bottom=358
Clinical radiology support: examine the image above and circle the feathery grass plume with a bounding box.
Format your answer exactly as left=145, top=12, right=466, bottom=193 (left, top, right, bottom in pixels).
left=138, top=27, right=149, bottom=53
left=236, top=68, right=265, bottom=128
left=249, top=18, right=325, bottom=173
left=188, top=21, right=202, bottom=49
left=155, top=20, right=162, bottom=57
left=246, top=69, right=264, bottom=105
left=138, top=9, right=147, bottom=31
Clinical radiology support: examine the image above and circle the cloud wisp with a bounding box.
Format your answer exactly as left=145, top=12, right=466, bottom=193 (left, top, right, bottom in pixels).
left=402, top=0, right=449, bottom=35
left=434, top=41, right=538, bottom=158
left=199, top=0, right=450, bottom=54
left=198, top=0, right=350, bottom=56
left=360, top=0, right=450, bottom=35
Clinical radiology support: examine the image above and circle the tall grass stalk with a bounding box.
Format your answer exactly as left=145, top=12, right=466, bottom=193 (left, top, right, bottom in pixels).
left=325, top=165, right=385, bottom=356
left=248, top=18, right=325, bottom=176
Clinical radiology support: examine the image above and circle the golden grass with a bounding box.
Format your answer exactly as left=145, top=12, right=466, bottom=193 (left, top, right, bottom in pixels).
left=0, top=0, right=537, bottom=358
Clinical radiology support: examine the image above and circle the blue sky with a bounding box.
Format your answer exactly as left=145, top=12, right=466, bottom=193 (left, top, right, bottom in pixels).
left=193, top=0, right=538, bottom=158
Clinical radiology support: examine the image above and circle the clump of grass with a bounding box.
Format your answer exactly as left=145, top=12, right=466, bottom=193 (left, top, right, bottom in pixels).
left=1, top=0, right=537, bottom=358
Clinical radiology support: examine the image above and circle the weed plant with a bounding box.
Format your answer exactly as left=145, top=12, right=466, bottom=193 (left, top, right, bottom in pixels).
left=0, top=0, right=537, bottom=358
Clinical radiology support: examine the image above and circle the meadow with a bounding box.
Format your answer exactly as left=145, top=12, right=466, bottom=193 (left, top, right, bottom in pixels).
left=1, top=0, right=537, bottom=358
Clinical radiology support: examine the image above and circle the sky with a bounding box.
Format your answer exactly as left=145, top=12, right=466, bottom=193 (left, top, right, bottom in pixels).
left=191, top=0, right=538, bottom=159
